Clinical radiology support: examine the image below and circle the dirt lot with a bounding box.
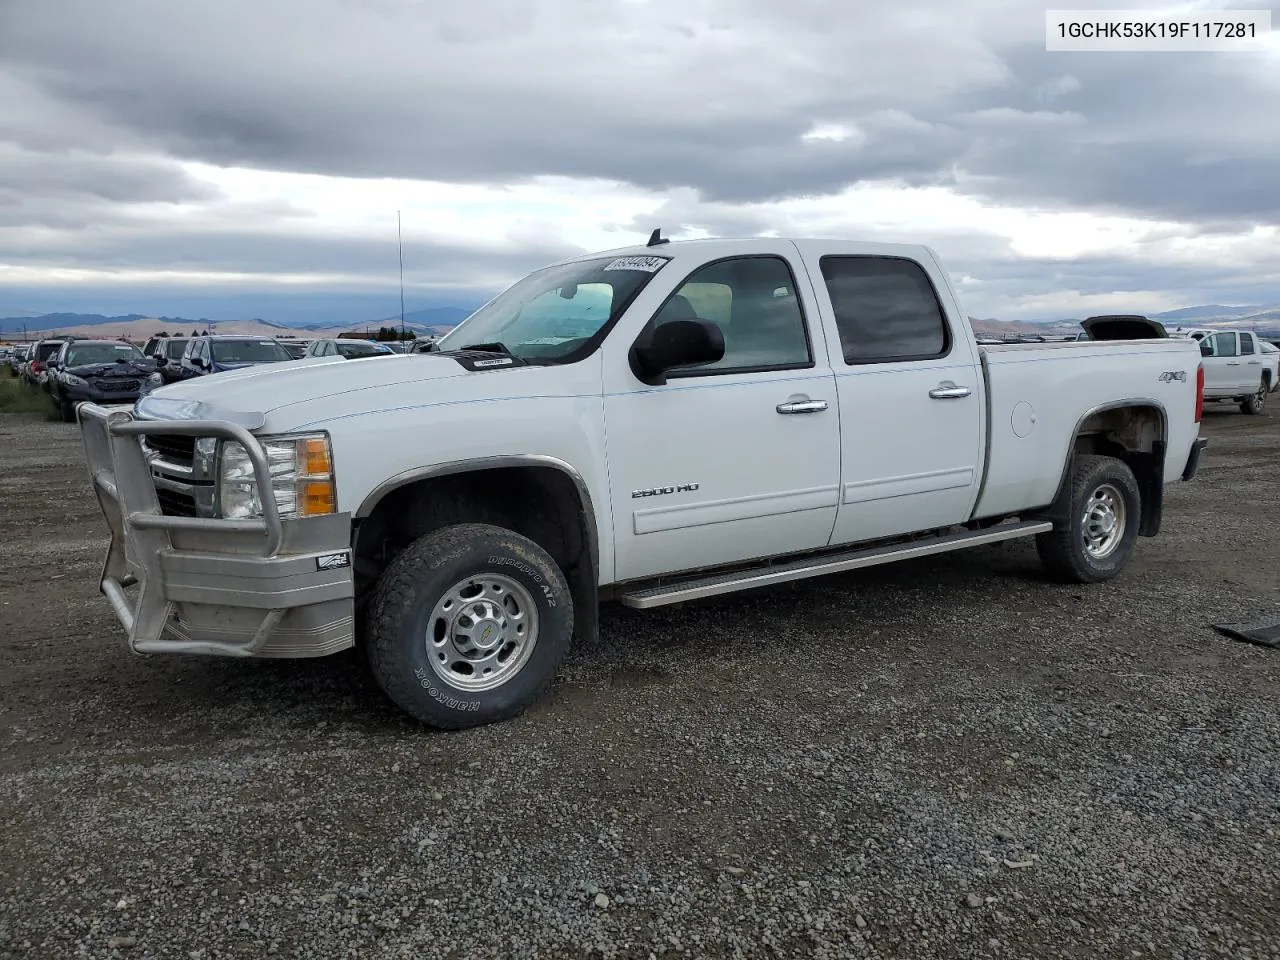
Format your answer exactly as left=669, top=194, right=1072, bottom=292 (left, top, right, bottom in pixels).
left=1, top=394, right=1278, bottom=960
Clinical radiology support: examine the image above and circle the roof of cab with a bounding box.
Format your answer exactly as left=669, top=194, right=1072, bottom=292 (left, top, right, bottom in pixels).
left=546, top=236, right=939, bottom=268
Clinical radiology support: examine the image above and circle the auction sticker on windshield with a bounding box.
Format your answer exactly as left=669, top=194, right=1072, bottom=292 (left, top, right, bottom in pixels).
left=603, top=256, right=668, bottom=272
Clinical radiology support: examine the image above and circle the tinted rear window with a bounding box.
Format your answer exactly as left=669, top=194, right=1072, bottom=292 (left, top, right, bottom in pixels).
left=819, top=256, right=950, bottom=364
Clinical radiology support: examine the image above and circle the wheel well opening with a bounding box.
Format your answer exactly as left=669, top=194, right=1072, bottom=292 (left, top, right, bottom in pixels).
left=354, top=467, right=589, bottom=590
left=351, top=467, right=599, bottom=644
left=1069, top=404, right=1166, bottom=536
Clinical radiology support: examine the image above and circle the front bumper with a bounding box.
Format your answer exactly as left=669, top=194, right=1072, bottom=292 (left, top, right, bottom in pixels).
left=1182, top=437, right=1208, bottom=482
left=78, top=403, right=356, bottom=658
left=66, top=384, right=141, bottom=404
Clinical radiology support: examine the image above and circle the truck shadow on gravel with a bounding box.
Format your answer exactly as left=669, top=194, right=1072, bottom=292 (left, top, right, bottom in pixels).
left=96, top=542, right=1051, bottom=737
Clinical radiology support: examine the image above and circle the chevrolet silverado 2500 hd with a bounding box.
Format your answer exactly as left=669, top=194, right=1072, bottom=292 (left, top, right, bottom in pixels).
left=77, top=237, right=1208, bottom=729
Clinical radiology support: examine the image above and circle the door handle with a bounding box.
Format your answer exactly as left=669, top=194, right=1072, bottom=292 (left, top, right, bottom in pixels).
left=929, top=381, right=972, bottom=400
left=1226, top=361, right=1241, bottom=366
left=776, top=399, right=828, bottom=414
left=1248, top=360, right=1261, bottom=365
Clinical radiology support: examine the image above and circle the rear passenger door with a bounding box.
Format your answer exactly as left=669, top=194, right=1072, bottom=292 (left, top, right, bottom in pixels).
left=1239, top=333, right=1265, bottom=388
left=794, top=243, right=985, bottom=546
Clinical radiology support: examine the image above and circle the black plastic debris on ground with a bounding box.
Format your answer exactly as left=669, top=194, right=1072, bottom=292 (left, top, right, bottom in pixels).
left=1211, top=619, right=1280, bottom=649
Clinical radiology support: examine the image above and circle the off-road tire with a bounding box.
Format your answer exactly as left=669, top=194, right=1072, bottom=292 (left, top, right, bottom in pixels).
left=1036, top=455, right=1141, bottom=584
left=1239, top=379, right=1267, bottom=415
left=367, top=523, right=573, bottom=730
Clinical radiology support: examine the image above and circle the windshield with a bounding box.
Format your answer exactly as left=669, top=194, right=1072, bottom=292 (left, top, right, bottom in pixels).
left=335, top=341, right=393, bottom=358
left=67, top=343, right=144, bottom=366
left=210, top=339, right=291, bottom=363
left=163, top=338, right=189, bottom=358
left=436, top=254, right=671, bottom=362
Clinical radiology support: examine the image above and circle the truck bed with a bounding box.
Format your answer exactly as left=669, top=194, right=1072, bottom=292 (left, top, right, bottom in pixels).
left=973, top=337, right=1203, bottom=519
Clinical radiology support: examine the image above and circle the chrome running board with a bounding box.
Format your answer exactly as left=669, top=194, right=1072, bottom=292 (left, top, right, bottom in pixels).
left=618, top=520, right=1053, bottom=609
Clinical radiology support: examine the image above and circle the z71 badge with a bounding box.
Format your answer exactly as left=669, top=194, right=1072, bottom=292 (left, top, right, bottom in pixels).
left=632, top=483, right=700, bottom=499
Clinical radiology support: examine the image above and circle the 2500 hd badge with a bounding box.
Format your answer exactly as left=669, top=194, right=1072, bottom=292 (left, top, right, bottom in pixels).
left=632, top=482, right=700, bottom=498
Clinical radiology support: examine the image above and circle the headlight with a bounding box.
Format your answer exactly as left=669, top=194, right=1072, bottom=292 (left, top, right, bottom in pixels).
left=217, top=433, right=336, bottom=520
left=64, top=374, right=87, bottom=387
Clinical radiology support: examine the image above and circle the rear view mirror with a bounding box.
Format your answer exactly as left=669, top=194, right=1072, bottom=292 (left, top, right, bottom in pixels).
left=630, top=318, right=726, bottom=385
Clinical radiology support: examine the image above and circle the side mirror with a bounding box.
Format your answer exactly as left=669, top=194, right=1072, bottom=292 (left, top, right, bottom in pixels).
left=630, top=318, right=725, bottom=385
left=1199, top=341, right=1212, bottom=357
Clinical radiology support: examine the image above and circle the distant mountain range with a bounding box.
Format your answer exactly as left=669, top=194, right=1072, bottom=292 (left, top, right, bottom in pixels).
left=971, top=305, right=1280, bottom=338
left=0, top=305, right=476, bottom=341
left=2, top=302, right=1277, bottom=342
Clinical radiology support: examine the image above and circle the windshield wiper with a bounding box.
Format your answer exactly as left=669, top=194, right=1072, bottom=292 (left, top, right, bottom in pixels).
left=455, top=341, right=527, bottom=365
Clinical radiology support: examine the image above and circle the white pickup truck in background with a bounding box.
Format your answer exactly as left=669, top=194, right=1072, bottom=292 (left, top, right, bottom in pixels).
left=1193, top=329, right=1278, bottom=414
left=78, top=235, right=1208, bottom=729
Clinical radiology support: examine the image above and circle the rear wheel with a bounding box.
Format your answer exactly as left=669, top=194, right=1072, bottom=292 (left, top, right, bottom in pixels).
left=367, top=523, right=573, bottom=730
left=1036, top=455, right=1141, bottom=584
left=1239, top=379, right=1267, bottom=415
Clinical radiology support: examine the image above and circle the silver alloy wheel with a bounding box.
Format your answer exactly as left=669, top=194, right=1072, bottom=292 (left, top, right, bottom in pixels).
left=1250, top=384, right=1266, bottom=412
left=1082, top=483, right=1127, bottom=561
left=425, top=573, right=539, bottom=692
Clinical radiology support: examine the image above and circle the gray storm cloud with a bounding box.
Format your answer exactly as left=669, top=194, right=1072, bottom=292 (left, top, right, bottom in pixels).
left=0, top=0, right=1278, bottom=319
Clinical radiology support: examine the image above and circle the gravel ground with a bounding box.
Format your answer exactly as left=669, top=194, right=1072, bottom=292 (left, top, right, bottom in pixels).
left=1, top=398, right=1278, bottom=959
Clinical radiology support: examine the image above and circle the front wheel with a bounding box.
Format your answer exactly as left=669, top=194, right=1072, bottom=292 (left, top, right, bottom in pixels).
left=1036, top=455, right=1141, bottom=584
left=367, top=523, right=573, bottom=730
left=1239, top=380, right=1267, bottom=415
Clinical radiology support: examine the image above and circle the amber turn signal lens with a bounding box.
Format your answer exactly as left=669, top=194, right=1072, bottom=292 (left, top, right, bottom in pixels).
left=301, top=437, right=331, bottom=476
left=299, top=479, right=336, bottom=517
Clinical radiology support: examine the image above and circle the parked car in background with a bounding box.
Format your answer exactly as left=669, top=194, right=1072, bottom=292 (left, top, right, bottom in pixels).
left=410, top=336, right=441, bottom=353
left=1079, top=315, right=1168, bottom=341
left=1166, top=326, right=1215, bottom=341
left=7, top=344, right=29, bottom=374
left=303, top=338, right=396, bottom=359
left=46, top=339, right=155, bottom=421
left=179, top=335, right=294, bottom=377
left=1197, top=330, right=1278, bottom=414
left=150, top=337, right=192, bottom=384
left=276, top=338, right=312, bottom=359
left=22, top=339, right=68, bottom=389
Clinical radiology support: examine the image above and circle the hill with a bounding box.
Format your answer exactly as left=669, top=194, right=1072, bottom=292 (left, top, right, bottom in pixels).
left=0, top=317, right=353, bottom=342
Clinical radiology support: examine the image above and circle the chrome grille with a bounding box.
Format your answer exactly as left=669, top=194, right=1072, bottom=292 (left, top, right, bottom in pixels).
left=155, top=487, right=198, bottom=517
left=143, top=434, right=196, bottom=466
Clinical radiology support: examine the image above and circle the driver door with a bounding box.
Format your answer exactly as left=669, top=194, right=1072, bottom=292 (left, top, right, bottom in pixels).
left=602, top=249, right=841, bottom=583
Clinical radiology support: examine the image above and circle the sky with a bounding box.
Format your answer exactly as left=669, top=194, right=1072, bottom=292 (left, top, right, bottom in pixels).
left=0, top=0, right=1278, bottom=325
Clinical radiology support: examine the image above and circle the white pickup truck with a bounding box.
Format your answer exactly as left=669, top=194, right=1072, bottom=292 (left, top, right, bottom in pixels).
left=1192, top=330, right=1278, bottom=414
left=77, top=236, right=1208, bottom=729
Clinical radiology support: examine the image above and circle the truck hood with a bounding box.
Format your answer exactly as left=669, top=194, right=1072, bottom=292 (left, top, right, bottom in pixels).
left=134, top=354, right=468, bottom=428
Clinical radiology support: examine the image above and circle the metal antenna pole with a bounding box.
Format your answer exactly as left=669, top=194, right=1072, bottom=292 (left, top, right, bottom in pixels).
left=398, top=210, right=406, bottom=343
